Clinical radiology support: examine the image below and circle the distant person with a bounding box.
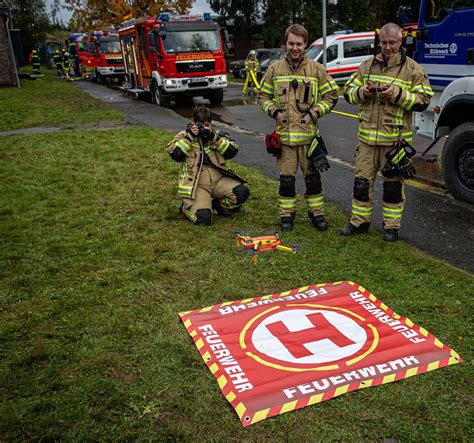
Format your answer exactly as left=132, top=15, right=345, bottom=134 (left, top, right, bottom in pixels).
left=242, top=50, right=259, bottom=95
left=62, top=51, right=71, bottom=80
left=257, top=24, right=338, bottom=231
left=166, top=105, right=250, bottom=225
left=340, top=23, right=433, bottom=241
left=31, top=50, right=41, bottom=75
left=53, top=50, right=63, bottom=77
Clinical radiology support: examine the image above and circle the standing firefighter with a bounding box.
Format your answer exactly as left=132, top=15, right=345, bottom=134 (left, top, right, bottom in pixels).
left=31, top=50, right=41, bottom=75
left=166, top=106, right=250, bottom=225
left=62, top=51, right=71, bottom=80
left=340, top=23, right=434, bottom=241
left=242, top=50, right=259, bottom=95
left=258, top=24, right=338, bottom=231
left=53, top=50, right=63, bottom=77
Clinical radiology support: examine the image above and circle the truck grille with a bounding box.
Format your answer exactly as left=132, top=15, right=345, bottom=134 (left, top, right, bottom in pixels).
left=106, top=58, right=123, bottom=65
left=176, top=60, right=215, bottom=73
left=188, top=81, right=208, bottom=88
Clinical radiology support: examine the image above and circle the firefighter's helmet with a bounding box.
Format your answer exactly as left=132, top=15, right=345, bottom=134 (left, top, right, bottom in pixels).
left=249, top=50, right=256, bottom=57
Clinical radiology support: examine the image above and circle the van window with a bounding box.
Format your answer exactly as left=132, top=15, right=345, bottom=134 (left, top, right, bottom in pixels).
left=327, top=44, right=338, bottom=62
left=307, top=45, right=323, bottom=60
left=343, top=39, right=373, bottom=58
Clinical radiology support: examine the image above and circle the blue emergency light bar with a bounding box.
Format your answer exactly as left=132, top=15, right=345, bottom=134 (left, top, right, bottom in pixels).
left=158, top=12, right=214, bottom=22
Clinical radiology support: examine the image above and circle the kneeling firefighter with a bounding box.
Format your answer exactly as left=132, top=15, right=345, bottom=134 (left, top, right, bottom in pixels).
left=166, top=106, right=250, bottom=225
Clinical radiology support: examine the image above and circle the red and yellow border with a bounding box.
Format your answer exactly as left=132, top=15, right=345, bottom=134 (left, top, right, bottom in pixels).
left=179, top=281, right=462, bottom=426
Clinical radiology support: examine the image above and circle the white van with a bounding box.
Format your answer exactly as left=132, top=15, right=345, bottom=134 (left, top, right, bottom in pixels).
left=307, top=31, right=375, bottom=84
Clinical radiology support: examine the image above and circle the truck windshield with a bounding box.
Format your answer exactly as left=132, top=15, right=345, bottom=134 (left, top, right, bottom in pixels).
left=306, top=45, right=323, bottom=60
left=425, top=0, right=474, bottom=23
left=162, top=30, right=220, bottom=53
left=99, top=40, right=121, bottom=54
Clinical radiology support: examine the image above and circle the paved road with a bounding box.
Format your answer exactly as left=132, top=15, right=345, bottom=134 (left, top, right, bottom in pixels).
left=74, top=81, right=474, bottom=273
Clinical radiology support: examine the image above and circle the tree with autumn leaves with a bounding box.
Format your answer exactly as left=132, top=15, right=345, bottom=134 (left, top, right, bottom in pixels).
left=66, top=0, right=192, bottom=31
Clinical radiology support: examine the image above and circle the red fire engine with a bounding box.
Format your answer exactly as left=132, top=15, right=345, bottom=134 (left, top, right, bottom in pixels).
left=118, top=13, right=228, bottom=106
left=76, top=32, right=125, bottom=83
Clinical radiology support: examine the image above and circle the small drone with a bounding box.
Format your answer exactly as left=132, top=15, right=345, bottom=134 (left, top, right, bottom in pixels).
left=235, top=232, right=296, bottom=265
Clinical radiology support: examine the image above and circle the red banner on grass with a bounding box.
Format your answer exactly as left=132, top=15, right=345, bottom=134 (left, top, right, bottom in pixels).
left=179, top=281, right=462, bottom=426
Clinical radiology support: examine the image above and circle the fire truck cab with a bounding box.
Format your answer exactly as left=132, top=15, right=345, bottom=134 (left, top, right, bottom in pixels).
left=119, top=13, right=227, bottom=106
left=77, top=32, right=125, bottom=84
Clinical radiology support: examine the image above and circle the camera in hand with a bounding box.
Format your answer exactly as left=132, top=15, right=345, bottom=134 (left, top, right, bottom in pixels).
left=197, top=122, right=212, bottom=138
left=368, top=85, right=389, bottom=93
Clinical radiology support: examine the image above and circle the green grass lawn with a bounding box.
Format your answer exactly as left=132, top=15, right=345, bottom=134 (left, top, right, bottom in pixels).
left=0, top=73, right=473, bottom=441
left=0, top=70, right=123, bottom=132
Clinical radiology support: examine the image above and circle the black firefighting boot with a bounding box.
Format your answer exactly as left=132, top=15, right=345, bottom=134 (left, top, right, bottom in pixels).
left=340, top=222, right=370, bottom=236
left=308, top=212, right=327, bottom=231
left=383, top=229, right=399, bottom=241
left=212, top=198, right=232, bottom=217
left=280, top=213, right=295, bottom=231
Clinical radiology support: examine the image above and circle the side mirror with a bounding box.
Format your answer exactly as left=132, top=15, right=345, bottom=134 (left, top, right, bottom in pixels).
left=223, top=29, right=230, bottom=45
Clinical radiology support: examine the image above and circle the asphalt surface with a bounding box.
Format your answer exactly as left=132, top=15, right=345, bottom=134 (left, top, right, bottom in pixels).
left=74, top=81, right=474, bottom=273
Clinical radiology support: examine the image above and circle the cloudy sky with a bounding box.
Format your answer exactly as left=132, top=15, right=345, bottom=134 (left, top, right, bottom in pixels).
left=46, top=0, right=213, bottom=25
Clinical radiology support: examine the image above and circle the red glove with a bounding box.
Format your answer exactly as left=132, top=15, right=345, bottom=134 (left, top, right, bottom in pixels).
left=265, top=131, right=282, bottom=158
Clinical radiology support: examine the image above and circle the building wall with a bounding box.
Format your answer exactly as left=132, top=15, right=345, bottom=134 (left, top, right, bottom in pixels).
left=0, top=13, right=18, bottom=86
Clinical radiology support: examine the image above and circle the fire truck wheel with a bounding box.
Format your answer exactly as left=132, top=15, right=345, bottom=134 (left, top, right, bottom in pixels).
left=152, top=81, right=171, bottom=107
left=209, top=89, right=224, bottom=106
left=96, top=70, right=105, bottom=85
left=442, top=121, right=474, bottom=204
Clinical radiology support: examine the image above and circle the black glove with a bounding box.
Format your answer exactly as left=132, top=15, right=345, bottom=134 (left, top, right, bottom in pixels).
left=382, top=139, right=416, bottom=179
left=309, top=151, right=331, bottom=173
left=308, top=136, right=330, bottom=173
left=207, top=128, right=218, bottom=142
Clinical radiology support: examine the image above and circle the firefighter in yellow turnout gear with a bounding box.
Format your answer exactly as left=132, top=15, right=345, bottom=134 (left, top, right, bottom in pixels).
left=166, top=106, right=249, bottom=225
left=62, top=51, right=71, bottom=80
left=340, top=23, right=433, bottom=241
left=31, top=50, right=41, bottom=75
left=242, top=50, right=260, bottom=95
left=258, top=24, right=338, bottom=231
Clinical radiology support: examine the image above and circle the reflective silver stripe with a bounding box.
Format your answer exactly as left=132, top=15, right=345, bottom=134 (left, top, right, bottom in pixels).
left=274, top=75, right=318, bottom=82
left=306, top=195, right=324, bottom=207
left=277, top=132, right=315, bottom=144
left=352, top=204, right=373, bottom=216
left=221, top=197, right=240, bottom=209
left=176, top=139, right=191, bottom=155
left=316, top=100, right=330, bottom=115
left=279, top=198, right=296, bottom=209
left=262, top=100, right=273, bottom=113
left=261, top=82, right=274, bottom=94
left=383, top=206, right=404, bottom=218
left=319, top=80, right=336, bottom=95
left=363, top=73, right=411, bottom=89
left=359, top=127, right=401, bottom=143
left=412, top=84, right=434, bottom=96
left=215, top=137, right=230, bottom=155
